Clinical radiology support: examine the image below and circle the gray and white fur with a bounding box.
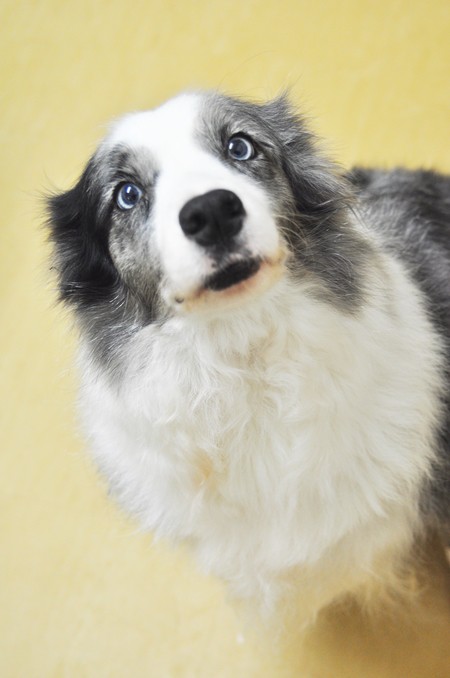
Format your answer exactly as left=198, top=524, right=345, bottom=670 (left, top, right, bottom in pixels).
left=48, top=91, right=450, bottom=620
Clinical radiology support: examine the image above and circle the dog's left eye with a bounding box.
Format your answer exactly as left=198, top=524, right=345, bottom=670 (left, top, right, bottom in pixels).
left=227, top=135, right=255, bottom=161
left=116, top=183, right=143, bottom=210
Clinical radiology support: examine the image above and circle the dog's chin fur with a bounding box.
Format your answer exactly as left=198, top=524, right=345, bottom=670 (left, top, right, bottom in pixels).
left=48, top=90, right=450, bottom=624
left=78, top=257, right=441, bottom=621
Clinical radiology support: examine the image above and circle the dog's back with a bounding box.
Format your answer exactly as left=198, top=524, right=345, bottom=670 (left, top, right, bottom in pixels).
left=349, top=167, right=450, bottom=538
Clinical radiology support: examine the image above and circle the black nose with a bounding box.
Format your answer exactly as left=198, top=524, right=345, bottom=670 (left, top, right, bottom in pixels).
left=179, top=189, right=245, bottom=247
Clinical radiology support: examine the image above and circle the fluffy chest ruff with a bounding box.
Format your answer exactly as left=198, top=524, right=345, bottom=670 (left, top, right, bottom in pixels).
left=81, top=272, right=441, bottom=617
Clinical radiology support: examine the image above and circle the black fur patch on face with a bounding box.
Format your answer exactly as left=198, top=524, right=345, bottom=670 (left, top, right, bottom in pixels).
left=47, top=145, right=162, bottom=367
left=199, top=92, right=372, bottom=310
left=48, top=155, right=118, bottom=308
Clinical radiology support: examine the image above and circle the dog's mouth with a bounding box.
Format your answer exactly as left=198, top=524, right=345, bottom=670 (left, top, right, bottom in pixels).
left=169, top=250, right=287, bottom=311
left=204, top=258, right=261, bottom=292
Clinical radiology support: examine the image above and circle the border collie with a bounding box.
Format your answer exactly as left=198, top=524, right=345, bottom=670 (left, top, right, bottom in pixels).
left=48, top=91, right=450, bottom=622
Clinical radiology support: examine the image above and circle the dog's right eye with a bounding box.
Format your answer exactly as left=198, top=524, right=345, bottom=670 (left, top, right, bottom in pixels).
left=116, top=183, right=143, bottom=210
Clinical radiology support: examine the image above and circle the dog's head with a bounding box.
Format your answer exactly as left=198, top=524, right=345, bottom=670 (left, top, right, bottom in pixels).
left=48, top=92, right=366, bottom=350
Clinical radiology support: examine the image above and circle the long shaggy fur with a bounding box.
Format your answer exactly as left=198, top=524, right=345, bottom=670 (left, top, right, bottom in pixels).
left=48, top=91, right=450, bottom=622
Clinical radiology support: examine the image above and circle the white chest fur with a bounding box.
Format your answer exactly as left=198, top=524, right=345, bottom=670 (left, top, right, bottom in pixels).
left=80, top=263, right=443, bottom=616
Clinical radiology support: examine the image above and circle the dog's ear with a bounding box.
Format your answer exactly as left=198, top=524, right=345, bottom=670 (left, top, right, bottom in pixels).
left=47, top=156, right=118, bottom=309
left=261, top=93, right=352, bottom=226
left=260, top=91, right=307, bottom=145
left=260, top=94, right=367, bottom=308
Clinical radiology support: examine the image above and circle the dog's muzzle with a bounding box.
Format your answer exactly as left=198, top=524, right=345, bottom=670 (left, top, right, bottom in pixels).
left=179, top=189, right=245, bottom=248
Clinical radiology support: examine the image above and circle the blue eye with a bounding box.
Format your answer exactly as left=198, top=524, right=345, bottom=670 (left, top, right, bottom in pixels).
left=227, top=135, right=255, bottom=161
left=116, top=183, right=143, bottom=210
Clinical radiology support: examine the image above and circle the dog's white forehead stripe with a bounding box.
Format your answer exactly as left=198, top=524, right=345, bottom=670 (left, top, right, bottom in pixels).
left=106, top=93, right=202, bottom=162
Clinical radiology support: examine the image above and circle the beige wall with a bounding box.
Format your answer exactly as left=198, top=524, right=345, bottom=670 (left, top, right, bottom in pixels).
left=1, top=1, right=449, bottom=676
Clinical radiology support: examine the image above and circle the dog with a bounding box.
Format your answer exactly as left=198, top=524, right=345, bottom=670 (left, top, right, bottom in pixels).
left=47, top=91, right=450, bottom=624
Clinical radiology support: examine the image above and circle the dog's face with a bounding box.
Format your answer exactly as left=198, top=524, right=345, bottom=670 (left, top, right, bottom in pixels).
left=49, top=91, right=366, bottom=355
left=103, top=93, right=289, bottom=312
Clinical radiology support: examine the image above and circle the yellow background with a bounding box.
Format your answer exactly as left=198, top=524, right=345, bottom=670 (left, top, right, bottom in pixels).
left=1, top=1, right=449, bottom=676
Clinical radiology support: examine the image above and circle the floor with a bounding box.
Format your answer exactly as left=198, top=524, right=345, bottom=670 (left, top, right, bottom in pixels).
left=1, top=1, right=449, bottom=676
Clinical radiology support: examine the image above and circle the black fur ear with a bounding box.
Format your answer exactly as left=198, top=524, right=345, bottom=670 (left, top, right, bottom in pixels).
left=47, top=158, right=119, bottom=309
